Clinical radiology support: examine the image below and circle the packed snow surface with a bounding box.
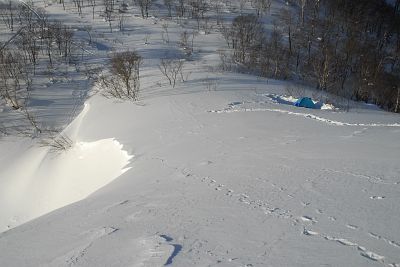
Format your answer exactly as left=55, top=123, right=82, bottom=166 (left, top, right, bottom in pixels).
left=1, top=88, right=400, bottom=266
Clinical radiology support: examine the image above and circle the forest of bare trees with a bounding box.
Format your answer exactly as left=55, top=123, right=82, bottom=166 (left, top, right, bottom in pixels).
left=0, top=0, right=90, bottom=137
left=224, top=0, right=400, bottom=112
left=0, top=1, right=76, bottom=108
left=1, top=0, right=399, bottom=113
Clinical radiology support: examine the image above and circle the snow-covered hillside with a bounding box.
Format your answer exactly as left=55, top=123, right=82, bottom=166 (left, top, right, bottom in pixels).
left=0, top=0, right=399, bottom=266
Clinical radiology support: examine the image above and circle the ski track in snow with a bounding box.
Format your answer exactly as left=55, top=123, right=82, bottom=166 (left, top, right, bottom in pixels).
left=208, top=107, right=400, bottom=128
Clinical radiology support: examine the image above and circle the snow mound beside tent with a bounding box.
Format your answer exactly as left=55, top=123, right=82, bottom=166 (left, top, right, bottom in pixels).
left=266, top=94, right=337, bottom=110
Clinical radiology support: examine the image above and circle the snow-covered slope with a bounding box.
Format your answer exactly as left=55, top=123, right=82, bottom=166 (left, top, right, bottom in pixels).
left=0, top=1, right=400, bottom=266
left=1, top=83, right=400, bottom=266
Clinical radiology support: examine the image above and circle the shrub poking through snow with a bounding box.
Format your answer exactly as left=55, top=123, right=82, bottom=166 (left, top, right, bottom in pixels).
left=100, top=51, right=142, bottom=101
left=40, top=133, right=73, bottom=153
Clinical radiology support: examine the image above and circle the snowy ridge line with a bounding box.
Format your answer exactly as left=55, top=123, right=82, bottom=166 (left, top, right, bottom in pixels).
left=208, top=108, right=400, bottom=127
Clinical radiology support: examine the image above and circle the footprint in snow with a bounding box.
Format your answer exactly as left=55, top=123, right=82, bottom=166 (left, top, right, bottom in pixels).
left=369, top=196, right=385, bottom=200
left=303, top=228, right=387, bottom=263
left=215, top=184, right=224, bottom=191
left=303, top=228, right=319, bottom=236
left=225, top=189, right=234, bottom=196
left=299, top=216, right=317, bottom=224
left=346, top=224, right=359, bottom=230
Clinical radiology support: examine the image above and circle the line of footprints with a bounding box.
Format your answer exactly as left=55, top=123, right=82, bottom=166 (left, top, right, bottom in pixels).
left=181, top=168, right=400, bottom=267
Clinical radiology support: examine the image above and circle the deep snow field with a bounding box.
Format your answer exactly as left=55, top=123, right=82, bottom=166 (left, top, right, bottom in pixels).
left=1, top=1, right=400, bottom=266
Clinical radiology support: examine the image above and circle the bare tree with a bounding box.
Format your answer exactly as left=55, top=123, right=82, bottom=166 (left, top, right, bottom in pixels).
left=298, top=0, right=307, bottom=26
left=101, top=51, right=142, bottom=100
left=72, top=0, right=84, bottom=15
left=161, top=22, right=170, bottom=43
left=135, top=0, right=153, bottom=18
left=0, top=0, right=16, bottom=31
left=88, top=0, right=97, bottom=19
left=179, top=30, right=195, bottom=57
left=164, top=0, right=173, bottom=17
left=214, top=1, right=224, bottom=25
left=226, top=14, right=264, bottom=65
left=0, top=49, right=31, bottom=109
left=175, top=0, right=186, bottom=17
left=280, top=8, right=294, bottom=55
left=260, top=25, right=289, bottom=79
left=251, top=0, right=271, bottom=17
left=188, top=0, right=209, bottom=29
left=104, top=0, right=114, bottom=32
left=159, top=58, right=185, bottom=88
left=118, top=11, right=126, bottom=31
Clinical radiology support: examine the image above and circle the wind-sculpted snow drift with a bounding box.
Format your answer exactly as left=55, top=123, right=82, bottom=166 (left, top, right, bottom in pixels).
left=0, top=104, right=133, bottom=232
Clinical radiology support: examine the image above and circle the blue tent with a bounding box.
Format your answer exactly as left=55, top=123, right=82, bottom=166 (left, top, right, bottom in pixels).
left=294, top=97, right=316, bottom=109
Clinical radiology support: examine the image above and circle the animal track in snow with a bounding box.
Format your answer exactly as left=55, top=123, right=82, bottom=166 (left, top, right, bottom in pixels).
left=325, top=236, right=358, bottom=247
left=64, top=227, right=119, bottom=266
left=360, top=250, right=385, bottom=262
left=323, top=168, right=397, bottom=186
left=368, top=232, right=400, bottom=249
left=303, top=229, right=319, bottom=236
left=178, top=164, right=396, bottom=265
left=303, top=229, right=386, bottom=264
left=346, top=224, right=359, bottom=230
left=370, top=196, right=386, bottom=200
left=208, top=106, right=400, bottom=127
left=299, top=216, right=317, bottom=224
left=215, top=184, right=224, bottom=191
left=179, top=167, right=293, bottom=220
left=350, top=128, right=368, bottom=137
